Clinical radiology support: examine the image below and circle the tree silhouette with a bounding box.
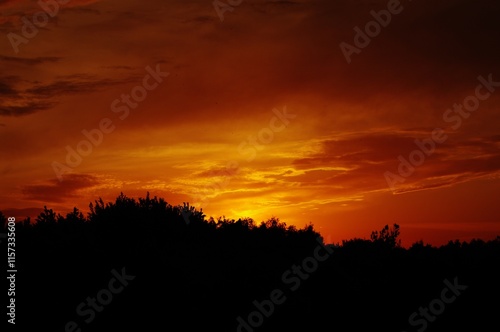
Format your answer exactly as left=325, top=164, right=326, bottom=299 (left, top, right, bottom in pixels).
left=370, top=223, right=401, bottom=248
left=2, top=194, right=499, bottom=331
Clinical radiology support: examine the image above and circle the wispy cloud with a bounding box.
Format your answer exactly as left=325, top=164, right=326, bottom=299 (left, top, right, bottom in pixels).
left=0, top=73, right=140, bottom=117
left=293, top=132, right=500, bottom=195
left=22, top=173, right=100, bottom=203
left=0, top=55, right=61, bottom=65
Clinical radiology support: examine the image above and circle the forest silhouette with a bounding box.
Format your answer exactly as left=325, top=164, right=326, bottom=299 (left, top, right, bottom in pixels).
left=2, top=192, right=499, bottom=331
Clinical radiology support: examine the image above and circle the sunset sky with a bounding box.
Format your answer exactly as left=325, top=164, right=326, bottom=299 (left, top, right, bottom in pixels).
left=1, top=0, right=500, bottom=246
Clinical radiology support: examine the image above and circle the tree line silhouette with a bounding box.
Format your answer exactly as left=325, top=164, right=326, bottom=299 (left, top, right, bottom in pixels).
left=1, top=192, right=499, bottom=331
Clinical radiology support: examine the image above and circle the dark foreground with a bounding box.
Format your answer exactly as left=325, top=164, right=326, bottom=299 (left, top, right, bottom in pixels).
left=3, top=194, right=499, bottom=331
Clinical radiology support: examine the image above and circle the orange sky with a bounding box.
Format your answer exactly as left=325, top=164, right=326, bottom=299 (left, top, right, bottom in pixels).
left=1, top=0, right=500, bottom=247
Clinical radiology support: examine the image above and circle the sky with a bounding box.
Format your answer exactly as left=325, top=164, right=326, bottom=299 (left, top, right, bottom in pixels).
left=1, top=0, right=500, bottom=247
